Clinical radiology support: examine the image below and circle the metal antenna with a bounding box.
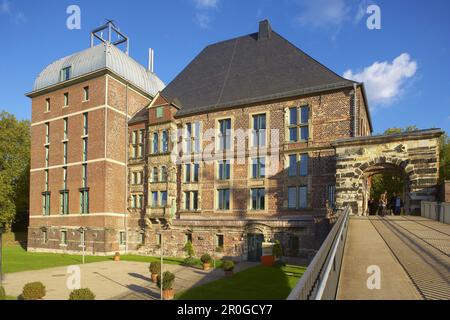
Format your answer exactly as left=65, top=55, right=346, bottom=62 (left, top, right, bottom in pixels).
left=90, top=20, right=129, bottom=55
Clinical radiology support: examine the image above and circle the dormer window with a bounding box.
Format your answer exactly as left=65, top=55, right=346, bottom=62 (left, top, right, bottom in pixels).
left=61, top=66, right=72, bottom=81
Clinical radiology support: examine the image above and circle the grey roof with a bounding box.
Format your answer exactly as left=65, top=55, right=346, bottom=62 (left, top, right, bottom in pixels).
left=129, top=106, right=149, bottom=125
left=162, top=20, right=355, bottom=117
left=32, top=42, right=165, bottom=96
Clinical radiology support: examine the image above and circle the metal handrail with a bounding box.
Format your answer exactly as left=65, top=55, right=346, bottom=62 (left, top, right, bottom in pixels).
left=287, top=207, right=350, bottom=300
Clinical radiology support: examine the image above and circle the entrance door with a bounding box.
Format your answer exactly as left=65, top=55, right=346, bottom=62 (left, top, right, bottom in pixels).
left=247, top=234, right=264, bottom=262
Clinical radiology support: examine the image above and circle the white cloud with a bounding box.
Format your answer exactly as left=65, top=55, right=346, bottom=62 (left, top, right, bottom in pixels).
left=343, top=53, right=418, bottom=107
left=194, top=13, right=212, bottom=29
left=193, top=0, right=218, bottom=9
left=296, top=0, right=351, bottom=28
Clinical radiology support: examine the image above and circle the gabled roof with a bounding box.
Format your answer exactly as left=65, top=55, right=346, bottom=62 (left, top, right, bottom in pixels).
left=162, top=20, right=356, bottom=117
left=30, top=42, right=165, bottom=96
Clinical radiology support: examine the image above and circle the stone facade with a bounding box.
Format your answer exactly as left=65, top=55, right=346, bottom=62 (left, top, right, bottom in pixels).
left=333, top=130, right=443, bottom=215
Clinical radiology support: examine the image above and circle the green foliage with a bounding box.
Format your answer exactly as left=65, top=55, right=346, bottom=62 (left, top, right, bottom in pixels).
left=0, top=111, right=30, bottom=231
left=272, top=240, right=283, bottom=258
left=439, top=133, right=450, bottom=181
left=370, top=172, right=404, bottom=202
left=200, top=253, right=212, bottom=264
left=22, top=282, right=46, bottom=300
left=149, top=261, right=161, bottom=274
left=182, top=256, right=197, bottom=266
left=383, top=126, right=418, bottom=135
left=157, top=271, right=175, bottom=290
left=184, top=240, right=195, bottom=258
left=0, top=286, right=6, bottom=300
left=68, top=288, right=95, bottom=300
left=222, top=259, right=235, bottom=271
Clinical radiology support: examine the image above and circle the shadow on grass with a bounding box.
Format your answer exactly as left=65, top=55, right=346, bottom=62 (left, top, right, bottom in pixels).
left=176, top=264, right=306, bottom=300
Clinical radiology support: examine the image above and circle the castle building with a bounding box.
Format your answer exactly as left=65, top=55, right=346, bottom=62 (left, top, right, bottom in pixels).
left=27, top=20, right=372, bottom=260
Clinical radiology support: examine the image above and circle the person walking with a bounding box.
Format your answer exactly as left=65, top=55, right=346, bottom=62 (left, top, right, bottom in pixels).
left=394, top=195, right=403, bottom=215
left=368, top=197, right=376, bottom=215
left=378, top=191, right=387, bottom=216
left=390, top=193, right=397, bottom=215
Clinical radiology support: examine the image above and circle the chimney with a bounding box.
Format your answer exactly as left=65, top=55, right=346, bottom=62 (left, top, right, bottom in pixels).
left=148, top=48, right=154, bottom=72
left=258, top=19, right=272, bottom=40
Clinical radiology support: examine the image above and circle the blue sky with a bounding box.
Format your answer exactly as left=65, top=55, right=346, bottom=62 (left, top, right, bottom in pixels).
left=0, top=0, right=449, bottom=134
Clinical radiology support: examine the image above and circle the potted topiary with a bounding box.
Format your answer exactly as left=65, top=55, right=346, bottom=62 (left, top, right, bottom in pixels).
left=22, top=282, right=46, bottom=300
left=114, top=252, right=121, bottom=261
left=222, top=259, right=235, bottom=277
left=157, top=271, right=175, bottom=300
left=200, top=253, right=212, bottom=271
left=149, top=261, right=161, bottom=283
left=68, top=288, right=96, bottom=300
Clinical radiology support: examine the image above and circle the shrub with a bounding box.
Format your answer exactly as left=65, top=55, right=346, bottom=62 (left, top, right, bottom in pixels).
left=149, top=261, right=161, bottom=274
left=182, top=256, right=197, bottom=266
left=0, top=286, right=5, bottom=300
left=222, top=259, right=235, bottom=271
left=272, top=240, right=283, bottom=258
left=68, top=288, right=95, bottom=300
left=200, top=253, right=212, bottom=264
left=216, top=246, right=223, bottom=253
left=22, top=282, right=46, bottom=300
left=157, top=271, right=175, bottom=290
left=184, top=240, right=195, bottom=257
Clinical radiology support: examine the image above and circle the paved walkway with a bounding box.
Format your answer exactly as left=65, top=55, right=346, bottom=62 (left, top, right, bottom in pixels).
left=336, top=217, right=422, bottom=300
left=2, top=260, right=257, bottom=300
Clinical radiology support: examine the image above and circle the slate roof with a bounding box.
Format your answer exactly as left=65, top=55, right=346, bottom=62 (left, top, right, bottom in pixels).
left=30, top=42, right=165, bottom=96
left=162, top=20, right=358, bottom=117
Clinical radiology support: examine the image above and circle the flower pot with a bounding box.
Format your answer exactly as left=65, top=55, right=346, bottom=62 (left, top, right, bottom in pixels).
left=151, top=273, right=158, bottom=283
left=202, top=263, right=211, bottom=271
left=114, top=254, right=120, bottom=261
left=224, top=270, right=234, bottom=277
left=162, top=289, right=174, bottom=300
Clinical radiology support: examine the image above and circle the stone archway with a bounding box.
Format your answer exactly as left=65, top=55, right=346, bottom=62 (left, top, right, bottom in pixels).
left=332, top=129, right=443, bottom=215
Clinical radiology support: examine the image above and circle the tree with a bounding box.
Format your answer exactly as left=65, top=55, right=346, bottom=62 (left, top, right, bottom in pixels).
left=383, top=126, right=418, bottom=135
left=439, top=132, right=450, bottom=181
left=0, top=111, right=30, bottom=231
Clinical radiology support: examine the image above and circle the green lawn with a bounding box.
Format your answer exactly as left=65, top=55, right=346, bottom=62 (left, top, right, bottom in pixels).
left=1, top=242, right=222, bottom=273
left=176, top=264, right=306, bottom=300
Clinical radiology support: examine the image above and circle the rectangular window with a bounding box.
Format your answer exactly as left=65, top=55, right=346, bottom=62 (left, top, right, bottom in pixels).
left=185, top=123, right=192, bottom=154
left=83, top=86, right=89, bottom=101
left=45, top=98, right=50, bottom=112
left=156, top=106, right=163, bottom=118
left=193, top=191, right=198, bottom=210
left=252, top=157, right=265, bottom=179
left=43, top=230, right=48, bottom=244
left=60, top=191, right=69, bottom=215
left=80, top=231, right=85, bottom=247
left=161, top=191, right=167, bottom=207
left=193, top=163, right=199, bottom=182
left=83, top=113, right=88, bottom=136
left=252, top=114, right=266, bottom=147
left=162, top=130, right=169, bottom=153
left=185, top=164, right=191, bottom=182
left=299, top=154, right=309, bottom=176
left=299, top=186, right=308, bottom=208
left=194, top=122, right=201, bottom=153
left=289, top=107, right=297, bottom=126
left=131, top=195, right=136, bottom=208
left=216, top=234, right=224, bottom=249
left=61, top=230, right=68, bottom=245
left=45, top=122, right=50, bottom=144
left=251, top=188, right=265, bottom=210
left=80, top=189, right=89, bottom=214
left=82, top=138, right=88, bottom=162
left=300, top=106, right=309, bottom=140
left=184, top=192, right=191, bottom=210
left=64, top=92, right=69, bottom=106
left=42, top=192, right=50, bottom=216
left=152, top=191, right=158, bottom=208
left=132, top=131, right=137, bottom=145
left=152, top=167, right=158, bottom=182
left=61, top=66, right=71, bottom=81
left=288, top=106, right=309, bottom=141
left=139, top=233, right=145, bottom=245
left=119, top=231, right=126, bottom=245
left=63, top=118, right=68, bottom=140
left=288, top=154, right=297, bottom=177
left=327, top=185, right=336, bottom=208
left=288, top=187, right=297, bottom=209
left=218, top=160, right=230, bottom=180
left=218, top=189, right=230, bottom=210
left=156, top=234, right=162, bottom=246
left=138, top=194, right=143, bottom=209
left=152, top=132, right=159, bottom=154
left=63, top=142, right=68, bottom=164
left=185, top=233, right=192, bottom=244
left=63, top=167, right=67, bottom=189
left=218, top=119, right=231, bottom=151
left=44, top=169, right=49, bottom=191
